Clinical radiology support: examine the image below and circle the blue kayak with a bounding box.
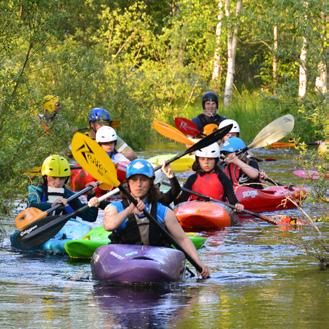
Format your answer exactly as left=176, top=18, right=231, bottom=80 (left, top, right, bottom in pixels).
left=10, top=219, right=91, bottom=255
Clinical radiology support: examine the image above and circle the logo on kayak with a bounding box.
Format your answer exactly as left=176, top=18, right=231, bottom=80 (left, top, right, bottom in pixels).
left=241, top=190, right=258, bottom=199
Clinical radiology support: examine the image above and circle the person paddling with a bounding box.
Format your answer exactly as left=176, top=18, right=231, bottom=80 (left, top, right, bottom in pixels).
left=218, top=119, right=241, bottom=142
left=101, top=159, right=210, bottom=279
left=87, top=107, right=137, bottom=161
left=27, top=155, right=98, bottom=222
left=220, top=137, right=267, bottom=189
left=96, top=126, right=129, bottom=164
left=191, top=91, right=226, bottom=133
left=38, top=95, right=62, bottom=133
left=175, top=143, right=244, bottom=213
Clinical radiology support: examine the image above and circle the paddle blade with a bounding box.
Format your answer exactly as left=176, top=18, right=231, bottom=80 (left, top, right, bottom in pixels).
left=249, top=114, right=295, bottom=149
left=15, top=208, right=48, bottom=230
left=18, top=214, right=72, bottom=249
left=71, top=132, right=120, bottom=188
left=203, top=123, right=218, bottom=136
left=152, top=120, right=194, bottom=146
left=174, top=117, right=200, bottom=137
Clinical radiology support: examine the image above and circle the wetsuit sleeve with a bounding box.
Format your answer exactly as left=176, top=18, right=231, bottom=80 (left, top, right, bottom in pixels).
left=174, top=174, right=197, bottom=204
left=159, top=176, right=181, bottom=206
left=27, top=186, right=53, bottom=210
left=217, top=170, right=239, bottom=205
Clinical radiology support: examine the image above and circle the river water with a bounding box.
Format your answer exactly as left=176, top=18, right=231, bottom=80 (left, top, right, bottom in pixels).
left=0, top=147, right=328, bottom=329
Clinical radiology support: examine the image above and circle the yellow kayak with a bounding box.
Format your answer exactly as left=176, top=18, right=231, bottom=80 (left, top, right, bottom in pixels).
left=148, top=153, right=194, bottom=172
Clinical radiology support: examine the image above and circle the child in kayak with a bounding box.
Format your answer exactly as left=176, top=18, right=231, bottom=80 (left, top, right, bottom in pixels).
left=101, top=159, right=209, bottom=278
left=175, top=143, right=244, bottom=212
left=191, top=91, right=226, bottom=133
left=220, top=137, right=267, bottom=188
left=96, top=126, right=129, bottom=164
left=87, top=107, right=137, bottom=161
left=217, top=118, right=240, bottom=142
left=38, top=95, right=62, bottom=133
left=28, top=154, right=98, bottom=221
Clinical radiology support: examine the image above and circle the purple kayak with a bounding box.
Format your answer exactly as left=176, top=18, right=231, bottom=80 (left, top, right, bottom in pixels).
left=91, top=244, right=186, bottom=284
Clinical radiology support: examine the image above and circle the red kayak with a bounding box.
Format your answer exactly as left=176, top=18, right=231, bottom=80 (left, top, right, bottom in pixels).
left=235, top=185, right=308, bottom=212
left=70, top=161, right=128, bottom=195
left=174, top=201, right=234, bottom=231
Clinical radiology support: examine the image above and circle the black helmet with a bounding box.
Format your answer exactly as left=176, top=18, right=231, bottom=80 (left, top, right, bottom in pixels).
left=202, top=91, right=218, bottom=109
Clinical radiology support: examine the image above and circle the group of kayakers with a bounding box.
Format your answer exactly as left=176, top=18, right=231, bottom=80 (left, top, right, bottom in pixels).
left=25, top=91, right=272, bottom=279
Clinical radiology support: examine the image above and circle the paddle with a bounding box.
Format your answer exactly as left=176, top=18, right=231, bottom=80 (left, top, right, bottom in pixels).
left=16, top=187, right=120, bottom=249
left=15, top=182, right=101, bottom=230
left=69, top=133, right=206, bottom=272
left=268, top=140, right=322, bottom=149
left=152, top=120, right=195, bottom=146
left=179, top=186, right=298, bottom=225
left=152, top=123, right=233, bottom=171
left=174, top=117, right=201, bottom=137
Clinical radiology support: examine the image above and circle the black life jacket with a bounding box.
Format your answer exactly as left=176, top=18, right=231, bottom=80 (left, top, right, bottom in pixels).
left=197, top=113, right=225, bottom=129
left=109, top=199, right=171, bottom=247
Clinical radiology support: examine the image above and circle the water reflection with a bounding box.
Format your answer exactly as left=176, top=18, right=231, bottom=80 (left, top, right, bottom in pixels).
left=93, top=283, right=192, bottom=329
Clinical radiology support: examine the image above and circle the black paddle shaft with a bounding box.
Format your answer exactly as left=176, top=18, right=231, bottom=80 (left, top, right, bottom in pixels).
left=153, top=124, right=232, bottom=171
left=180, top=186, right=278, bottom=225
left=118, top=185, right=203, bottom=273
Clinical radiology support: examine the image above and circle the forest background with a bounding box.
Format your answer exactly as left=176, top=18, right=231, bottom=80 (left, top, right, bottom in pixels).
left=0, top=0, right=328, bottom=213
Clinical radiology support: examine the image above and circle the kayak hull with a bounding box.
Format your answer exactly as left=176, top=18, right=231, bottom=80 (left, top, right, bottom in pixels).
left=91, top=244, right=186, bottom=284
left=235, top=185, right=307, bottom=212
left=174, top=201, right=233, bottom=231
left=65, top=226, right=206, bottom=259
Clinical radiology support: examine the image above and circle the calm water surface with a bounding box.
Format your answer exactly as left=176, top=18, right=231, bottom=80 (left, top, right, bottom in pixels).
left=0, top=148, right=328, bottom=329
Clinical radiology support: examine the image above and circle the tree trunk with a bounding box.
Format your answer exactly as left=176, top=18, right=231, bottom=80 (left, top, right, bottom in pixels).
left=212, top=0, right=224, bottom=83
left=272, top=25, right=278, bottom=87
left=298, top=36, right=308, bottom=99
left=223, top=0, right=242, bottom=106
left=315, top=61, right=327, bottom=94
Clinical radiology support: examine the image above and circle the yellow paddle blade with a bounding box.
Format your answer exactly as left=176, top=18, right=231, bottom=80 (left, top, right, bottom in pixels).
left=249, top=114, right=295, bottom=149
left=152, top=120, right=194, bottom=146
left=16, top=207, right=48, bottom=230
left=24, top=166, right=42, bottom=177
left=71, top=132, right=120, bottom=188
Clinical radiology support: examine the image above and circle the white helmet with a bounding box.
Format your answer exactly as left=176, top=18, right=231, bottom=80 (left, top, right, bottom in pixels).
left=96, top=126, right=117, bottom=143
left=218, top=119, right=240, bottom=133
left=195, top=143, right=220, bottom=158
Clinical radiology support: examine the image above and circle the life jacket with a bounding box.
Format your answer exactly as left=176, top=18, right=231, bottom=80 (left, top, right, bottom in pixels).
left=189, top=172, right=225, bottom=201
left=224, top=164, right=241, bottom=187
left=109, top=199, right=171, bottom=247
left=196, top=113, right=225, bottom=130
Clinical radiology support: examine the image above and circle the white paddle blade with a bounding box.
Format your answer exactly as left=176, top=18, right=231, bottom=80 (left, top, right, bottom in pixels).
left=249, top=114, right=295, bottom=148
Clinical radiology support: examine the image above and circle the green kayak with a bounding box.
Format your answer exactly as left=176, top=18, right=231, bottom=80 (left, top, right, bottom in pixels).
left=64, top=226, right=207, bottom=260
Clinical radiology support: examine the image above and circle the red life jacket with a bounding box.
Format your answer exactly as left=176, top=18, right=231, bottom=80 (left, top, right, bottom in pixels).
left=224, top=164, right=241, bottom=187
left=190, top=172, right=225, bottom=201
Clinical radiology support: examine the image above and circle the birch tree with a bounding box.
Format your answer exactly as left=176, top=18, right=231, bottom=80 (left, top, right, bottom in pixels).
left=223, top=0, right=242, bottom=106
left=212, top=0, right=224, bottom=83
left=298, top=1, right=309, bottom=99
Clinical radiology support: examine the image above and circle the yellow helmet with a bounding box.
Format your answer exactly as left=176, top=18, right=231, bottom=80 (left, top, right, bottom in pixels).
left=42, top=95, right=60, bottom=113
left=41, top=155, right=71, bottom=177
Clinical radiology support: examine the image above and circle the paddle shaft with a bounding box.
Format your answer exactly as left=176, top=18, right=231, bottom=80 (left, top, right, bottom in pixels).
left=180, top=186, right=278, bottom=225
left=117, top=185, right=203, bottom=272
left=20, top=188, right=120, bottom=246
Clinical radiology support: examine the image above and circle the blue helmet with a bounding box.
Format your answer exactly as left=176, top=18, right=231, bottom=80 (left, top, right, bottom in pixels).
left=221, top=137, right=246, bottom=153
left=202, top=91, right=218, bottom=109
left=126, top=159, right=155, bottom=179
left=88, top=108, right=111, bottom=123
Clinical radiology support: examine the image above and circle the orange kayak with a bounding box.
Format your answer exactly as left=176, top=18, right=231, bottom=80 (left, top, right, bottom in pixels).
left=174, top=201, right=234, bottom=231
